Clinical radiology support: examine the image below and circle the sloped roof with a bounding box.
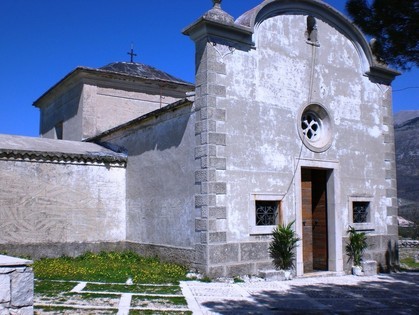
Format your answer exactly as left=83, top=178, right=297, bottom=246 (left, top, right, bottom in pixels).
left=88, top=98, right=193, bottom=142
left=99, top=62, right=192, bottom=86
left=33, top=61, right=194, bottom=107
left=0, top=134, right=126, bottom=165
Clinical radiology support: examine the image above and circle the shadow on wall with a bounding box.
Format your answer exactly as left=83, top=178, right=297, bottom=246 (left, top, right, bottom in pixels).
left=201, top=274, right=419, bottom=314
left=40, top=86, right=82, bottom=135
left=110, top=107, right=193, bottom=157
left=384, top=240, right=400, bottom=272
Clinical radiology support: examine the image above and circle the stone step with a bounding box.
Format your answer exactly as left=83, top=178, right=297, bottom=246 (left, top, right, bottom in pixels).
left=258, top=269, right=294, bottom=281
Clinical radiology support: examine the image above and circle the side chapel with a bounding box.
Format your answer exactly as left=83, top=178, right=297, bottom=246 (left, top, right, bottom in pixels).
left=0, top=0, right=400, bottom=277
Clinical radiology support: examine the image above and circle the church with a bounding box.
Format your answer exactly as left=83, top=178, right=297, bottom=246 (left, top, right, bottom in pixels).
left=0, top=0, right=400, bottom=277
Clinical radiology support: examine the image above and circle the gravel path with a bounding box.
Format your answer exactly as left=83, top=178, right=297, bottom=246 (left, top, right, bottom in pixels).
left=181, top=272, right=419, bottom=314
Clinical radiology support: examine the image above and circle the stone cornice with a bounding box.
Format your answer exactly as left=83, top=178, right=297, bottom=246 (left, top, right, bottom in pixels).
left=183, top=16, right=253, bottom=49
left=366, top=65, right=401, bottom=85
left=0, top=149, right=126, bottom=167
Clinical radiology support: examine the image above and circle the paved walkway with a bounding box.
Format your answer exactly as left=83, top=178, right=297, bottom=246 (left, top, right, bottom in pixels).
left=181, top=272, right=419, bottom=314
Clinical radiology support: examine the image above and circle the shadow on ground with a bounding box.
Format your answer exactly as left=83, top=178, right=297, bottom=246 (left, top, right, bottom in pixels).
left=202, top=273, right=419, bottom=314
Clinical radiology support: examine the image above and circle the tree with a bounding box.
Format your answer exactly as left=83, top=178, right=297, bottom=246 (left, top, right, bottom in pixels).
left=345, top=0, right=419, bottom=70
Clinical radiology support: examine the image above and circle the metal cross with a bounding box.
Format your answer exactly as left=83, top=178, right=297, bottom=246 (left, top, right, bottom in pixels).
left=127, top=45, right=137, bottom=63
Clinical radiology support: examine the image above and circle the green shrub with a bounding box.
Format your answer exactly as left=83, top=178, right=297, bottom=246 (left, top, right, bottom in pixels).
left=399, top=225, right=419, bottom=240
left=345, top=226, right=368, bottom=266
left=269, top=221, right=300, bottom=270
left=199, top=276, right=212, bottom=283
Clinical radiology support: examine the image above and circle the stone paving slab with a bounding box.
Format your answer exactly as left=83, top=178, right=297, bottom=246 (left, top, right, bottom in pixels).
left=35, top=280, right=189, bottom=314
left=181, top=272, right=419, bottom=314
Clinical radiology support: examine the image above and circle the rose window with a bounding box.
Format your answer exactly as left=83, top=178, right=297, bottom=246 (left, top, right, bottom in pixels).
left=298, top=104, right=333, bottom=152
left=301, top=112, right=321, bottom=141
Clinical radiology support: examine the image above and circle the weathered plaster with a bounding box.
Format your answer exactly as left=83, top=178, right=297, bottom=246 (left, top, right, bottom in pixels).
left=36, top=69, right=193, bottom=141
left=0, top=160, right=126, bottom=244
left=0, top=0, right=399, bottom=277
left=186, top=1, right=398, bottom=276
left=97, top=102, right=197, bottom=250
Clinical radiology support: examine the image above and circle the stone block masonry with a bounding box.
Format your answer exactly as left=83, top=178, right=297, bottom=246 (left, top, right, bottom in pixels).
left=398, top=240, right=419, bottom=261
left=0, top=255, right=33, bottom=315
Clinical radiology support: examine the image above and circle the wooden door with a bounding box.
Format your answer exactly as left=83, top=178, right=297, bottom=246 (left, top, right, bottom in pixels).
left=302, top=168, right=328, bottom=273
left=302, top=169, right=314, bottom=272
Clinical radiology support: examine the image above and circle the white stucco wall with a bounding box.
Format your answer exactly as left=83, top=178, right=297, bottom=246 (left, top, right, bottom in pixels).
left=37, top=69, right=193, bottom=141
left=0, top=160, right=126, bottom=244
left=39, top=84, right=84, bottom=140
left=219, top=14, right=388, bottom=243
left=99, top=103, right=196, bottom=249
left=82, top=84, right=184, bottom=139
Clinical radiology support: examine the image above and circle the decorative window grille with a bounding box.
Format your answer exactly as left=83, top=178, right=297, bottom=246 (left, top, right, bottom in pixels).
left=301, top=111, right=321, bottom=141
left=298, top=104, right=333, bottom=153
left=255, top=201, right=279, bottom=226
left=353, top=201, right=370, bottom=223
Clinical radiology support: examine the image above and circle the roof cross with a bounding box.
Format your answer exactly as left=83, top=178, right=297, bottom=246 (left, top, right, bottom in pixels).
left=127, top=44, right=137, bottom=63
left=213, top=0, right=222, bottom=8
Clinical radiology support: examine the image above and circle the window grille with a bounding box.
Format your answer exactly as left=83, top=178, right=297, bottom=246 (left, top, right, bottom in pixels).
left=256, top=201, right=279, bottom=226
left=302, top=111, right=321, bottom=141
left=353, top=201, right=370, bottom=223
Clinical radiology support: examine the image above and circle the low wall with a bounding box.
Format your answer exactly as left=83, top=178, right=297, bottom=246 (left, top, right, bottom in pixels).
left=0, top=159, right=126, bottom=246
left=0, top=255, right=33, bottom=315
left=398, top=240, right=419, bottom=261
left=0, top=241, right=196, bottom=268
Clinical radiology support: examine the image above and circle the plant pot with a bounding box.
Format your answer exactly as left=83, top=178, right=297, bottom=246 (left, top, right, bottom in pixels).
left=352, top=265, right=363, bottom=276
left=283, top=269, right=293, bottom=280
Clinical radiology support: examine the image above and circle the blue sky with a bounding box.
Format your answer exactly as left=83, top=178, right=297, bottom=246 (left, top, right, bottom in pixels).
left=0, top=0, right=417, bottom=137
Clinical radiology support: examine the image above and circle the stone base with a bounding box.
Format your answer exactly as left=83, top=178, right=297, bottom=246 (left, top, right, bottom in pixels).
left=0, top=241, right=195, bottom=267
left=362, top=260, right=378, bottom=276
left=0, top=255, right=33, bottom=315
left=259, top=269, right=293, bottom=281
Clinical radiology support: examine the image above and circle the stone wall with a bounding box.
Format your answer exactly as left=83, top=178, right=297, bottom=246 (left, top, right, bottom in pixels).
left=0, top=157, right=126, bottom=248
left=399, top=240, right=419, bottom=260
left=0, top=255, right=33, bottom=315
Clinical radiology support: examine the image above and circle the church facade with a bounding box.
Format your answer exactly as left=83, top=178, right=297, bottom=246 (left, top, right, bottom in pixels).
left=0, top=0, right=400, bottom=277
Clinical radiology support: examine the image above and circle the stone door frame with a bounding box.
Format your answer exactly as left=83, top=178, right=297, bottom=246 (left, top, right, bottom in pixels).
left=301, top=168, right=329, bottom=273
left=295, top=159, right=343, bottom=276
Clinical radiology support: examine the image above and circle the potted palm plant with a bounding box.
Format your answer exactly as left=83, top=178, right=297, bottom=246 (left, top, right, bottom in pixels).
left=345, top=226, right=368, bottom=275
left=269, top=221, right=300, bottom=279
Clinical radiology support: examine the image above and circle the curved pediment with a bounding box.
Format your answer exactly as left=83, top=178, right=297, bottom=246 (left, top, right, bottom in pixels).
left=236, top=0, right=398, bottom=83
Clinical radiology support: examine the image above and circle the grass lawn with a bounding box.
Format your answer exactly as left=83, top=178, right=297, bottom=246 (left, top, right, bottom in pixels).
left=33, top=251, right=191, bottom=314
left=34, top=251, right=188, bottom=284
left=400, top=257, right=419, bottom=271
